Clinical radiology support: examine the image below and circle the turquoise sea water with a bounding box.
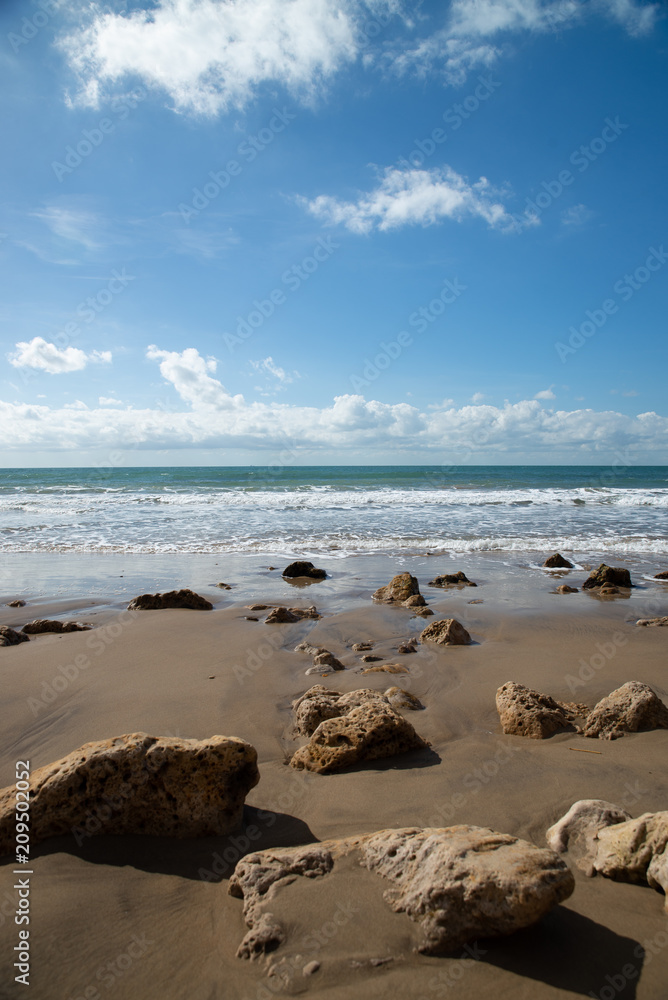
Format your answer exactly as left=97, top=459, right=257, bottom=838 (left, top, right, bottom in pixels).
left=0, top=466, right=666, bottom=557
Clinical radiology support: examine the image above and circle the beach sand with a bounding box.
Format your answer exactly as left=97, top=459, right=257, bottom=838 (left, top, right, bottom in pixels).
left=1, top=554, right=667, bottom=999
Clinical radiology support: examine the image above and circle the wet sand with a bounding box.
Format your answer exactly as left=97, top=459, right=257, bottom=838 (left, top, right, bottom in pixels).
left=1, top=555, right=667, bottom=999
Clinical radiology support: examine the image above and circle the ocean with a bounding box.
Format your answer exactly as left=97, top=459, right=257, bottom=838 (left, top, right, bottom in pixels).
left=1, top=465, right=667, bottom=559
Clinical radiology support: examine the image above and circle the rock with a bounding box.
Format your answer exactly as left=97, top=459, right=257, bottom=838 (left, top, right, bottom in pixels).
left=581, top=681, right=668, bottom=740
left=598, top=584, right=619, bottom=595
left=295, top=641, right=326, bottom=655
left=372, top=573, right=421, bottom=604
left=384, top=687, right=424, bottom=711
left=546, top=799, right=632, bottom=872
left=312, top=651, right=345, bottom=672
left=362, top=654, right=382, bottom=663
left=543, top=553, right=574, bottom=569
left=429, top=571, right=477, bottom=587
left=419, top=618, right=471, bottom=645
left=654, top=571, right=668, bottom=580
left=496, top=682, right=587, bottom=739
left=352, top=641, right=374, bottom=652
left=265, top=606, right=321, bottom=624
left=403, top=594, right=426, bottom=607
left=244, top=617, right=259, bottom=622
left=7, top=599, right=26, bottom=607
left=593, top=812, right=668, bottom=910
left=412, top=608, right=434, bottom=617
left=0, top=733, right=259, bottom=854
left=127, top=589, right=213, bottom=611
left=303, top=960, right=320, bottom=976
left=0, top=626, right=30, bottom=647
left=397, top=641, right=416, bottom=654
left=362, top=663, right=409, bottom=674
left=468, top=599, right=483, bottom=604
left=556, top=585, right=579, bottom=594
left=582, top=564, right=632, bottom=589
left=248, top=604, right=269, bottom=611
left=636, top=617, right=668, bottom=627
left=21, top=619, right=92, bottom=634
left=282, top=561, right=327, bottom=580
left=290, top=701, right=428, bottom=773
left=216, top=582, right=232, bottom=589
left=229, top=827, right=574, bottom=958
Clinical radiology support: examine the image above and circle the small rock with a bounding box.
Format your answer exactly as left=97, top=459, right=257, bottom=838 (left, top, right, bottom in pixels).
left=581, top=681, right=668, bottom=740
left=303, top=960, right=320, bottom=976
left=543, top=553, right=573, bottom=569
left=295, top=641, right=327, bottom=655
left=403, top=594, right=426, bottom=607
left=247, top=604, right=269, bottom=610
left=372, top=573, right=421, bottom=604
left=244, top=616, right=259, bottom=622
left=582, top=564, right=632, bottom=590
left=556, top=585, right=579, bottom=594
left=313, top=651, right=345, bottom=671
left=467, top=599, right=483, bottom=604
left=429, top=571, right=477, bottom=587
left=268, top=566, right=276, bottom=571
left=362, top=654, right=382, bottom=663
left=496, top=682, right=587, bottom=739
left=0, top=626, right=30, bottom=647
left=420, top=618, right=471, bottom=645
left=352, top=641, right=374, bottom=652
left=7, top=600, right=26, bottom=607
left=128, top=589, right=213, bottom=611
left=397, top=641, right=416, bottom=654
left=384, top=687, right=424, bottom=711
left=216, top=583, right=232, bottom=589
left=412, top=607, right=434, bottom=617
left=636, top=617, right=668, bottom=627
left=653, top=571, right=668, bottom=580
left=598, top=584, right=619, bottom=595
left=362, top=663, right=409, bottom=674
left=282, top=561, right=326, bottom=580
left=265, top=606, right=321, bottom=624
left=21, top=620, right=92, bottom=634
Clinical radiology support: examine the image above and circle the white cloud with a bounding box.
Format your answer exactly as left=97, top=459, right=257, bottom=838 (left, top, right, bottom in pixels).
left=58, top=0, right=373, bottom=115
left=470, top=392, right=487, bottom=403
left=561, top=204, right=593, bottom=226
left=301, top=166, right=513, bottom=234
left=250, top=356, right=301, bottom=389
left=535, top=387, right=556, bottom=400
left=99, top=396, right=124, bottom=406
left=1, top=347, right=666, bottom=458
left=31, top=206, right=103, bottom=249
left=8, top=338, right=112, bottom=375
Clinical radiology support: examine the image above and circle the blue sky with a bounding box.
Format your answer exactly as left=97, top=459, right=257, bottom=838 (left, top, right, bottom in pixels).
left=1, top=0, right=666, bottom=466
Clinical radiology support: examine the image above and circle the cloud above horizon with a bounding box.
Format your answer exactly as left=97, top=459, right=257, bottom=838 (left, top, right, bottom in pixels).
left=9, top=338, right=112, bottom=375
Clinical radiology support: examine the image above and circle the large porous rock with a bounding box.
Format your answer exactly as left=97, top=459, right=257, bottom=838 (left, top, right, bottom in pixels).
left=496, top=682, right=587, bottom=739
left=593, top=812, right=668, bottom=910
left=582, top=564, right=632, bottom=589
left=282, top=561, right=326, bottom=580
left=265, top=606, right=320, bottom=623
left=0, top=732, right=259, bottom=855
left=229, top=826, right=574, bottom=959
left=419, top=618, right=471, bottom=645
left=127, top=589, right=213, bottom=611
left=581, top=681, right=668, bottom=740
left=292, top=685, right=423, bottom=737
left=0, top=626, right=30, bottom=647
left=543, top=553, right=574, bottom=569
left=429, top=571, right=477, bottom=587
left=290, top=701, right=428, bottom=773
left=372, top=573, right=421, bottom=604
left=636, top=617, right=668, bottom=627
left=21, top=619, right=92, bottom=634
left=546, top=799, right=632, bottom=873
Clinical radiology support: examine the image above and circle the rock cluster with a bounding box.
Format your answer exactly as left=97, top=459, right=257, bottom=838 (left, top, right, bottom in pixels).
left=292, top=685, right=423, bottom=737
left=582, top=564, right=632, bottom=589
left=419, top=618, right=472, bottom=645
left=229, top=826, right=574, bottom=958
left=128, top=589, right=213, bottom=611
left=543, top=553, right=573, bottom=569
left=0, top=626, right=30, bottom=647
left=265, top=606, right=320, bottom=623
left=282, top=561, right=327, bottom=580
left=0, top=733, right=260, bottom=854
left=21, top=619, right=92, bottom=634
left=429, top=571, right=477, bottom=587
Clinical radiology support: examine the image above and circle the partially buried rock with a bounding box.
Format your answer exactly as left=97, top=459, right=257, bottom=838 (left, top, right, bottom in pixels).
left=7, top=600, right=26, bottom=608
left=216, top=582, right=232, bottom=589
left=128, top=589, right=213, bottom=611
left=412, top=608, right=434, bottom=617
left=654, top=571, right=668, bottom=580
left=420, top=618, right=471, bottom=645
left=429, top=571, right=477, bottom=587
left=372, top=573, right=421, bottom=604
left=290, top=701, right=427, bottom=773
left=362, top=654, right=382, bottom=662
left=543, top=553, right=573, bottom=569
left=582, top=564, right=632, bottom=589
left=556, top=585, right=578, bottom=594
left=636, top=616, right=668, bottom=627
left=398, top=640, right=417, bottom=654
left=292, top=685, right=422, bottom=737
left=593, top=811, right=668, bottom=910
left=265, top=606, right=320, bottom=624
left=384, top=687, right=424, bottom=711
left=229, top=826, right=574, bottom=958
left=403, top=594, right=426, bottom=607
left=363, top=663, right=409, bottom=674
left=352, top=641, right=374, bottom=652
left=598, top=584, right=619, bottom=595
left=21, top=619, right=92, bottom=634
left=0, top=732, right=259, bottom=855
left=546, top=799, right=632, bottom=873
left=0, top=626, right=30, bottom=647
left=581, top=681, right=668, bottom=740
left=496, top=682, right=588, bottom=739
left=311, top=650, right=344, bottom=672
left=282, top=561, right=326, bottom=580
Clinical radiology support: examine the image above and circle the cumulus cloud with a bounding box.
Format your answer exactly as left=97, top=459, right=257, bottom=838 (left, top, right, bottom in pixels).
left=99, top=396, right=124, bottom=406
left=301, top=166, right=513, bottom=234
left=58, top=0, right=374, bottom=115
left=535, top=387, right=556, bottom=400
left=1, top=346, right=666, bottom=458
left=9, top=338, right=112, bottom=374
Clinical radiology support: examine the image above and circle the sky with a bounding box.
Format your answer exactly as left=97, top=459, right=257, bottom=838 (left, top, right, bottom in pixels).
left=1, top=0, right=667, bottom=467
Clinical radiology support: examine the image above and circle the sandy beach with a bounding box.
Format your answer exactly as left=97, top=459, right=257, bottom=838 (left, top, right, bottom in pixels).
left=1, top=553, right=667, bottom=1000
